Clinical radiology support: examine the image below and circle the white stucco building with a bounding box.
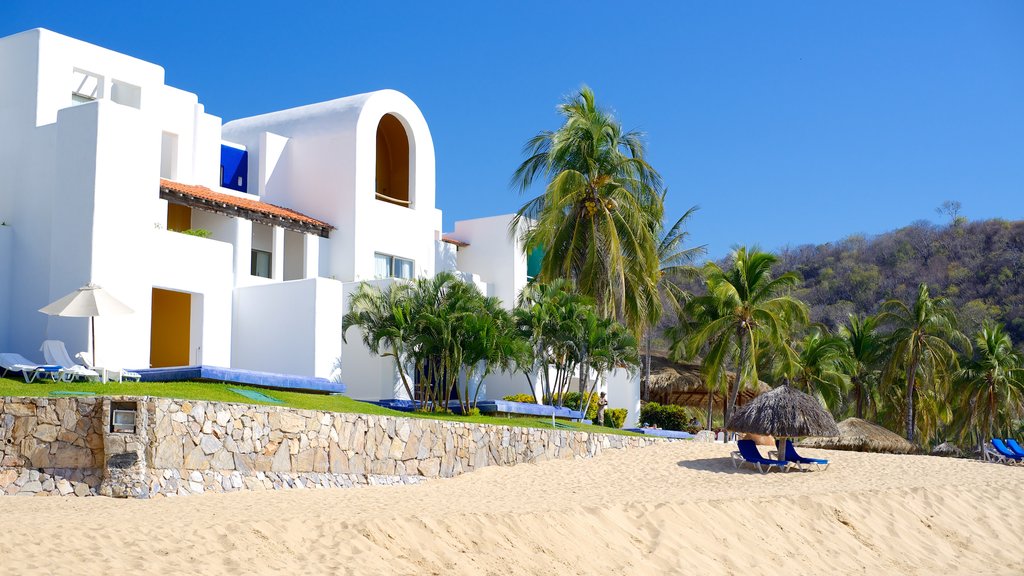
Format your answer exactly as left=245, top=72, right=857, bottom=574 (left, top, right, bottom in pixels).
left=0, top=29, right=640, bottom=424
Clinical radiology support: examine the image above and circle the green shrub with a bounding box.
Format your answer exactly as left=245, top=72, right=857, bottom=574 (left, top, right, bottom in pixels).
left=546, top=392, right=600, bottom=421
left=639, top=402, right=690, bottom=431
left=464, top=407, right=481, bottom=417
left=502, top=394, right=537, bottom=404
left=603, top=408, right=627, bottom=429
left=181, top=228, right=212, bottom=238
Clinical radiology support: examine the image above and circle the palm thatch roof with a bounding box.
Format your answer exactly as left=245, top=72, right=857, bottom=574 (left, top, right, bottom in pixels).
left=798, top=418, right=915, bottom=454
left=646, top=354, right=769, bottom=408
left=726, top=384, right=840, bottom=438
left=930, top=442, right=962, bottom=457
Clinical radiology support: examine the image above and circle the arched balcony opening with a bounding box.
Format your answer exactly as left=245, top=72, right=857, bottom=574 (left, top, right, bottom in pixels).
left=375, top=114, right=411, bottom=207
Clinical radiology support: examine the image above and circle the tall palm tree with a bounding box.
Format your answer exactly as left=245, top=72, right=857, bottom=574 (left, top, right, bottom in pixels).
left=879, top=283, right=970, bottom=443
left=679, top=247, right=808, bottom=425
left=642, top=203, right=705, bottom=399
left=777, top=328, right=852, bottom=414
left=511, top=86, right=664, bottom=335
left=839, top=313, right=884, bottom=419
left=953, top=322, right=1024, bottom=445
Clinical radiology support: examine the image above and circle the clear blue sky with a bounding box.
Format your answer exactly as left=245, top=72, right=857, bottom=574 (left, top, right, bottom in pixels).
left=4, top=1, right=1022, bottom=258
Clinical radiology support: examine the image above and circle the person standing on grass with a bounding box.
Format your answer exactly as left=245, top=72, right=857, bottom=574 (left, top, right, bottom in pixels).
left=596, top=392, right=609, bottom=425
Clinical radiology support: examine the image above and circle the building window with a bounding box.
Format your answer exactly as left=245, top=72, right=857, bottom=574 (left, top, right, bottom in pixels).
left=71, top=69, right=102, bottom=104
left=251, top=249, right=272, bottom=278
left=374, top=253, right=414, bottom=280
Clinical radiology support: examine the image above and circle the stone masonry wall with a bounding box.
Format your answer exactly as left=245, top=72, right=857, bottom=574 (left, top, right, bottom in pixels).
left=0, top=396, right=662, bottom=498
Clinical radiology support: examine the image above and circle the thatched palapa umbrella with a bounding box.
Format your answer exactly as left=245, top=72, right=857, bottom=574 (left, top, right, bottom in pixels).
left=799, top=418, right=914, bottom=454
left=726, top=381, right=840, bottom=458
left=645, top=354, right=769, bottom=428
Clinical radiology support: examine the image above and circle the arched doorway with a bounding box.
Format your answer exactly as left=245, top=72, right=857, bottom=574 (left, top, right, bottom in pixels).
left=375, top=114, right=411, bottom=207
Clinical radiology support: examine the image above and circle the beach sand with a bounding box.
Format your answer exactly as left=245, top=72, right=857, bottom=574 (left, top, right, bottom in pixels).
left=2, top=441, right=1022, bottom=575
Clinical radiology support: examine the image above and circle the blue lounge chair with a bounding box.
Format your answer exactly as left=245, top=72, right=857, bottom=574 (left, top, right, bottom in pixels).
left=985, top=439, right=1022, bottom=465
left=782, top=440, right=830, bottom=471
left=731, top=439, right=791, bottom=473
left=1003, top=439, right=1024, bottom=459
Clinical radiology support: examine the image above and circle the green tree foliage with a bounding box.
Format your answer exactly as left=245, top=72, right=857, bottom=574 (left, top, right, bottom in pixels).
left=951, top=322, right=1024, bottom=444
left=778, top=219, right=1024, bottom=344
left=676, top=247, right=808, bottom=425
left=839, top=314, right=884, bottom=420
left=511, top=86, right=664, bottom=334
left=879, top=284, right=970, bottom=443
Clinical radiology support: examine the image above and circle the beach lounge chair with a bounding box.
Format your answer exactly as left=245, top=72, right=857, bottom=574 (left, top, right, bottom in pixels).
left=1004, top=439, right=1024, bottom=458
left=782, top=440, right=829, bottom=471
left=0, top=353, right=64, bottom=383
left=987, top=439, right=1022, bottom=465
left=731, top=439, right=791, bottom=473
left=40, top=340, right=99, bottom=382
left=75, top=351, right=141, bottom=383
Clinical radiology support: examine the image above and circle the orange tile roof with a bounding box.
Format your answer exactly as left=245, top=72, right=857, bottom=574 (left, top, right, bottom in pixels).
left=159, top=179, right=333, bottom=236
left=441, top=235, right=469, bottom=248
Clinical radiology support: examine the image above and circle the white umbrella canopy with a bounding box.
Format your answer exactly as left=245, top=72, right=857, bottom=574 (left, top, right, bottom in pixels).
left=39, top=283, right=134, bottom=366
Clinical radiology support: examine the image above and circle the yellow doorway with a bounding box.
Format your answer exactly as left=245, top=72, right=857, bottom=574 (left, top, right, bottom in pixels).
left=150, top=288, right=191, bottom=367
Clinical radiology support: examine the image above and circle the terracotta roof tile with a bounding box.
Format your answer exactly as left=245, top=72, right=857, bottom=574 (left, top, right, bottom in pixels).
left=159, top=179, right=332, bottom=234
left=441, top=235, right=469, bottom=248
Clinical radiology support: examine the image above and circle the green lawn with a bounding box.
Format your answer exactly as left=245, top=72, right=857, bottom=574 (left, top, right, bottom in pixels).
left=0, top=377, right=641, bottom=437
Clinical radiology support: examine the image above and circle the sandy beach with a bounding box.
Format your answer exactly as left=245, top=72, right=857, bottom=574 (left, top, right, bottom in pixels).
left=2, top=440, right=1022, bottom=575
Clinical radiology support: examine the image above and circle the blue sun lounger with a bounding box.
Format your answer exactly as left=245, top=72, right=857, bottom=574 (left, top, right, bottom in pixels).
left=985, top=439, right=1022, bottom=464
left=782, top=440, right=830, bottom=471
left=1003, top=439, right=1024, bottom=459
left=731, top=439, right=791, bottom=473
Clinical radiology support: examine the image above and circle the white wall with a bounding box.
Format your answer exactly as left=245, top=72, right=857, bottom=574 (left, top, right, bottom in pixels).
left=0, top=225, right=11, bottom=351
left=222, top=90, right=441, bottom=285
left=233, top=278, right=344, bottom=378
left=452, top=214, right=528, bottom=308
left=605, top=368, right=641, bottom=427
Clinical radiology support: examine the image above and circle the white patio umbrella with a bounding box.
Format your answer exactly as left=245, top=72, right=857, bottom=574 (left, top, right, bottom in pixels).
left=39, top=283, right=134, bottom=367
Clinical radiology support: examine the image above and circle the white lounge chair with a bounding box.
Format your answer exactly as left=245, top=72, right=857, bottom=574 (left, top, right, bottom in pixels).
left=40, top=340, right=99, bottom=382
left=75, top=351, right=141, bottom=383
left=0, top=353, right=64, bottom=383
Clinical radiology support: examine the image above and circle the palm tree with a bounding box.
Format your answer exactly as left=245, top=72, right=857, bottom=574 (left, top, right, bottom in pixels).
left=514, top=280, right=591, bottom=405
left=511, top=86, right=664, bottom=335
left=342, top=281, right=417, bottom=401
left=953, top=322, right=1024, bottom=445
left=679, top=247, right=808, bottom=425
left=839, top=314, right=884, bottom=419
left=778, top=328, right=852, bottom=413
left=642, top=203, right=705, bottom=399
left=879, top=283, right=970, bottom=443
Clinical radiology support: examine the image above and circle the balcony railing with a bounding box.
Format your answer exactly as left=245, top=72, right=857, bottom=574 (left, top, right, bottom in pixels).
left=375, top=192, right=411, bottom=207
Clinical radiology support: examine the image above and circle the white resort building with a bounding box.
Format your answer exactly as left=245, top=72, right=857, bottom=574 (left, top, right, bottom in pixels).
left=0, top=29, right=640, bottom=424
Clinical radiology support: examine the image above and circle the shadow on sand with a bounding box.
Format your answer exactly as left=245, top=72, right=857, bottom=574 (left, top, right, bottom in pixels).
left=676, top=457, right=753, bottom=475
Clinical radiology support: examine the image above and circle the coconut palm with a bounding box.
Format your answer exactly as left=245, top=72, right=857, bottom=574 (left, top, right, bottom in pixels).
left=679, top=247, right=808, bottom=425
left=952, top=322, right=1024, bottom=445
left=879, top=283, right=970, bottom=443
left=511, top=86, right=664, bottom=335
left=839, top=313, right=884, bottom=419
left=642, top=203, right=705, bottom=399
left=777, top=328, right=852, bottom=414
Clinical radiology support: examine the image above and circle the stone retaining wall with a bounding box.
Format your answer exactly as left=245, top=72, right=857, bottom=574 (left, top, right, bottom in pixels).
left=0, top=396, right=662, bottom=498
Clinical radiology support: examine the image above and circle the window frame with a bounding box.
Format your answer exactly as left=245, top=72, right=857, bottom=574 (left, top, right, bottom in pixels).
left=374, top=252, right=414, bottom=280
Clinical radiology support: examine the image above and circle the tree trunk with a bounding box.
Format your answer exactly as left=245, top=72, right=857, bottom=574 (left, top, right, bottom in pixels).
left=727, top=329, right=749, bottom=428
left=905, top=353, right=920, bottom=443
left=853, top=374, right=863, bottom=420
left=644, top=330, right=652, bottom=402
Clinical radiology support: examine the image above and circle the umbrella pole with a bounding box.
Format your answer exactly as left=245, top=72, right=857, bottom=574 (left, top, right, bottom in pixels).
left=91, top=316, right=96, bottom=368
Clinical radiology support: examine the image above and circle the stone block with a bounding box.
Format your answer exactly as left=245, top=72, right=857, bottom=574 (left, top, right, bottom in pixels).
left=268, top=411, right=305, bottom=434
left=418, top=457, right=441, bottom=477
left=271, top=439, right=291, bottom=472
left=6, top=404, right=35, bottom=417
left=199, top=435, right=223, bottom=455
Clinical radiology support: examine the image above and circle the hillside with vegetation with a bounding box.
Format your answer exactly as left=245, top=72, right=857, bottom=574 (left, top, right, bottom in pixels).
left=777, top=218, right=1024, bottom=345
